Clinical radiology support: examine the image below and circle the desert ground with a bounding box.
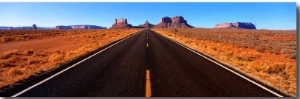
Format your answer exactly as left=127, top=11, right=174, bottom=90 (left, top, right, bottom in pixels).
left=152, top=28, right=296, bottom=96
left=0, top=29, right=142, bottom=92
left=0, top=28, right=296, bottom=96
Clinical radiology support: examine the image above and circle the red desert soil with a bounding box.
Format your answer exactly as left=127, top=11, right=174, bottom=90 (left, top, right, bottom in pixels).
left=0, top=29, right=142, bottom=91
left=0, top=34, right=86, bottom=52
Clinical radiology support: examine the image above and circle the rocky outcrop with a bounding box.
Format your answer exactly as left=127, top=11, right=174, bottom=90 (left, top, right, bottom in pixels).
left=154, top=17, right=172, bottom=28
left=139, top=20, right=154, bottom=28
left=111, top=18, right=132, bottom=29
left=215, top=22, right=256, bottom=29
left=56, top=26, right=72, bottom=29
left=32, top=24, right=37, bottom=30
left=154, top=16, right=193, bottom=28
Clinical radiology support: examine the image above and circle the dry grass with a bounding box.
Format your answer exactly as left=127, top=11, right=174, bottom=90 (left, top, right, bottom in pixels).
left=0, top=60, right=10, bottom=68
left=153, top=28, right=296, bottom=97
left=0, top=50, right=18, bottom=59
left=48, top=52, right=65, bottom=63
left=0, top=29, right=142, bottom=90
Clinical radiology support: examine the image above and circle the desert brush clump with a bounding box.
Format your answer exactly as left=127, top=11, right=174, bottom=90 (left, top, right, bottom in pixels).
left=7, top=67, right=25, bottom=77
left=27, top=57, right=43, bottom=64
left=0, top=60, right=10, bottom=68
left=48, top=51, right=65, bottom=63
left=24, top=49, right=35, bottom=55
left=0, top=50, right=18, bottom=59
left=153, top=28, right=296, bottom=96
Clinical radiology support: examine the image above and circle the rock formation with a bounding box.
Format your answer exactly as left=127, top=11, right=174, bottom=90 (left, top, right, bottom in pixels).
left=215, top=22, right=256, bottom=29
left=111, top=18, right=132, bottom=29
left=154, top=16, right=193, bottom=28
left=32, top=24, right=37, bottom=30
left=56, top=26, right=72, bottom=29
left=139, top=20, right=154, bottom=28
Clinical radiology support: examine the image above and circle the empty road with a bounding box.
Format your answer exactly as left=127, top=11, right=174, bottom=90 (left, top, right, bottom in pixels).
left=1, top=29, right=287, bottom=97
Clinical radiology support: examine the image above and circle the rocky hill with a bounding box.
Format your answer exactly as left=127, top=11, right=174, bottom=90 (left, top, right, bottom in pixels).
left=215, top=22, right=256, bottom=29
left=153, top=16, right=193, bottom=28
left=139, top=20, right=155, bottom=28
left=111, top=18, right=132, bottom=29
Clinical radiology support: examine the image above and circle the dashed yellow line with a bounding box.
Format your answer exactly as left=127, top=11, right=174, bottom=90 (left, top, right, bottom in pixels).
left=146, top=43, right=149, bottom=47
left=146, top=70, right=151, bottom=97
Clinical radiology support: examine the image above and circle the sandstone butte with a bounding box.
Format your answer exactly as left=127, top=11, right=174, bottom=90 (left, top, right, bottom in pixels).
left=111, top=16, right=194, bottom=29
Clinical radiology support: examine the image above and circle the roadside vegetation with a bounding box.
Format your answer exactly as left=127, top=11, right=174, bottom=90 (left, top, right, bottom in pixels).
left=152, top=28, right=296, bottom=97
left=0, top=29, right=141, bottom=91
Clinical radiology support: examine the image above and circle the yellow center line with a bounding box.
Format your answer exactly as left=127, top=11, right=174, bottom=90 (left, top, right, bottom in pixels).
left=146, top=70, right=151, bottom=97
left=146, top=43, right=149, bottom=47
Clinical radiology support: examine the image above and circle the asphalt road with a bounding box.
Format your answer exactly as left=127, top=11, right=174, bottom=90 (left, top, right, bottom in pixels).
left=1, top=29, right=287, bottom=97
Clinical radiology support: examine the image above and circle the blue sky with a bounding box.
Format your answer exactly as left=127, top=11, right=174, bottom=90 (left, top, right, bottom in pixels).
left=0, top=2, right=296, bottom=30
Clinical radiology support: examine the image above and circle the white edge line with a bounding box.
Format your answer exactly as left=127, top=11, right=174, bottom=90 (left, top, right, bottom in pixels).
left=11, top=32, right=138, bottom=97
left=161, top=34, right=284, bottom=97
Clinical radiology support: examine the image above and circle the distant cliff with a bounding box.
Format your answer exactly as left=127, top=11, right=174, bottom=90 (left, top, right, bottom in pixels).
left=215, top=22, right=256, bottom=29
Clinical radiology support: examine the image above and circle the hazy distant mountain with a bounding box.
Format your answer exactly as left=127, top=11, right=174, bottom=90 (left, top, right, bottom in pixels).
left=0, top=25, right=107, bottom=30
left=56, top=25, right=107, bottom=29
left=0, top=26, right=14, bottom=30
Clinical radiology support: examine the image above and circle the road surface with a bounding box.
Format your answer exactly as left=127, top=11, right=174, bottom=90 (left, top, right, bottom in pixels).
left=0, top=29, right=287, bottom=97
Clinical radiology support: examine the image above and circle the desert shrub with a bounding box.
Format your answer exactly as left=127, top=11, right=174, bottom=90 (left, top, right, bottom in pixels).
left=24, top=49, right=35, bottom=55
left=0, top=60, right=10, bottom=68
left=236, top=56, right=256, bottom=62
left=184, top=40, right=192, bottom=44
left=251, top=64, right=267, bottom=72
left=0, top=50, right=16, bottom=59
left=212, top=47, right=217, bottom=51
left=27, top=57, right=43, bottom=64
left=269, top=47, right=282, bottom=55
left=285, top=64, right=296, bottom=77
left=48, top=53, right=64, bottom=62
left=8, top=67, right=25, bottom=77
left=267, top=63, right=287, bottom=74
left=0, top=36, right=13, bottom=42
left=65, top=51, right=75, bottom=58
left=255, top=46, right=266, bottom=53
left=11, top=49, right=19, bottom=53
